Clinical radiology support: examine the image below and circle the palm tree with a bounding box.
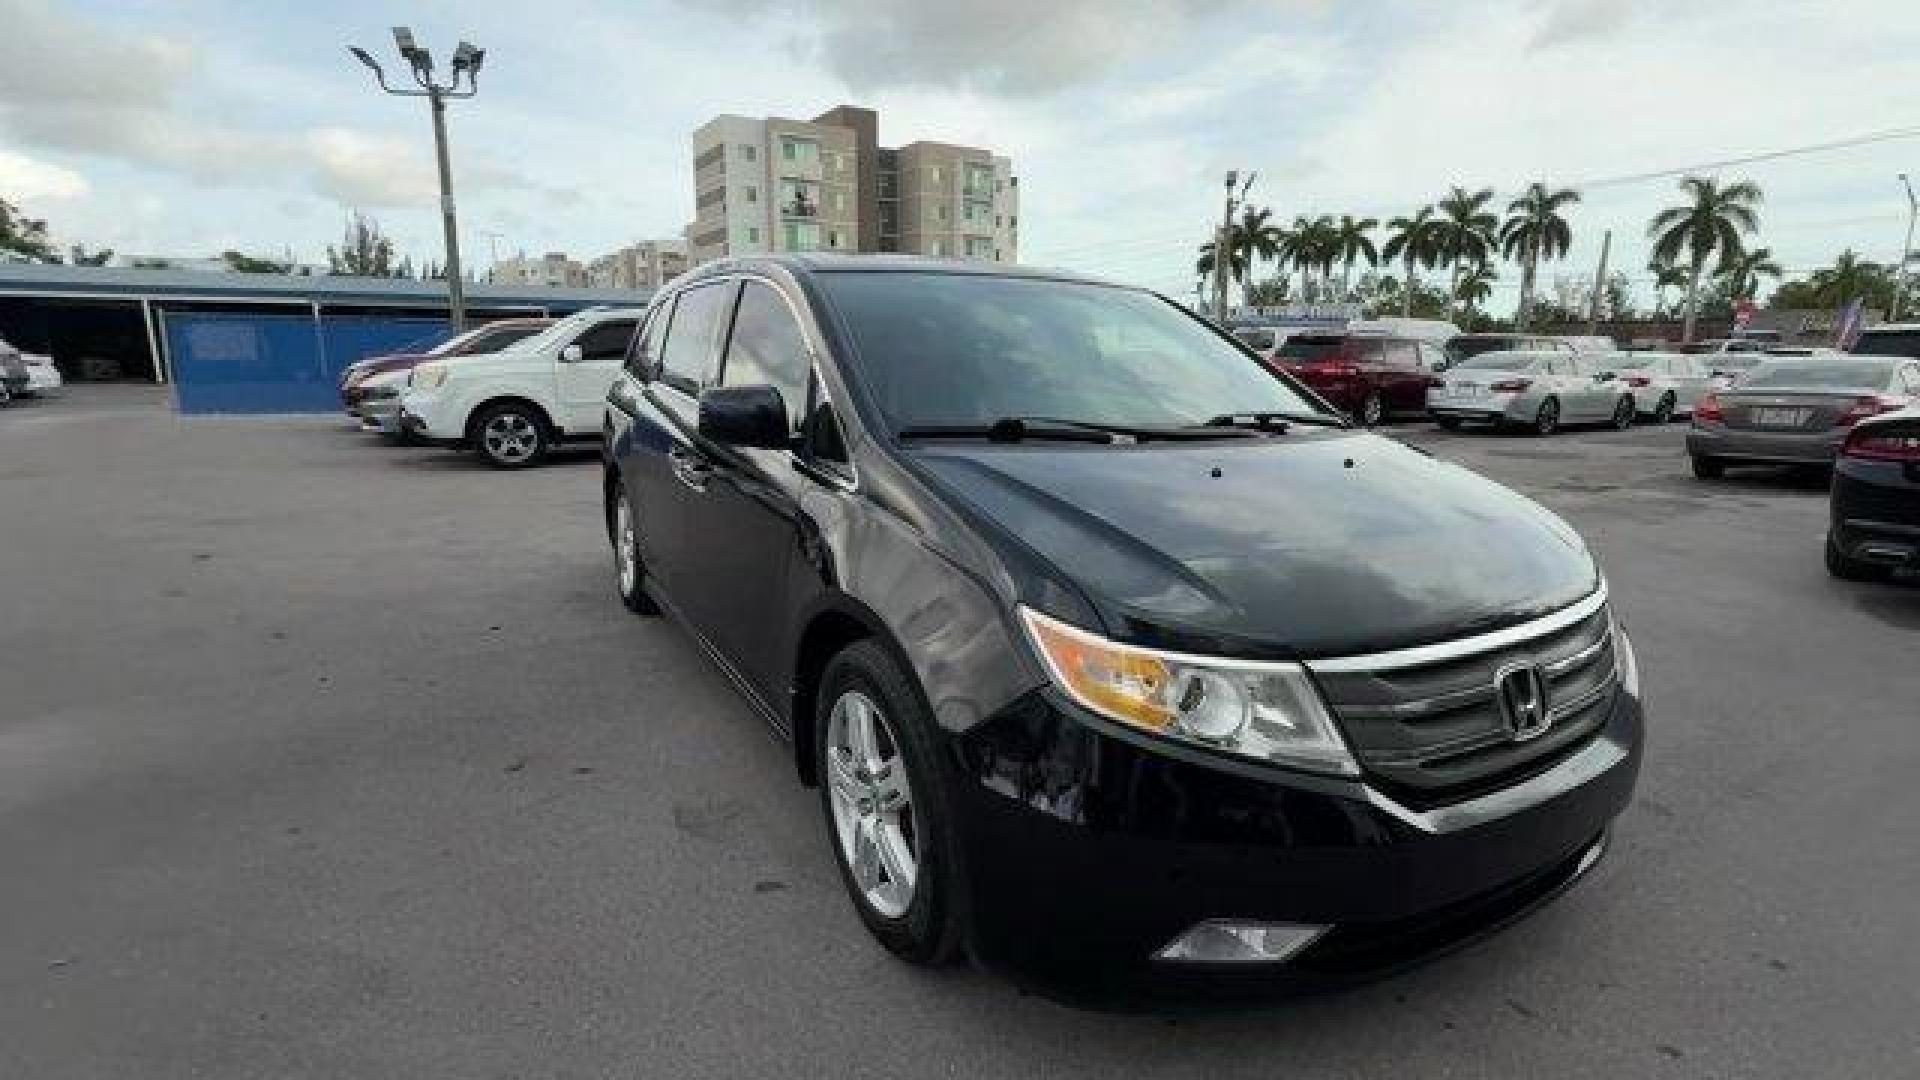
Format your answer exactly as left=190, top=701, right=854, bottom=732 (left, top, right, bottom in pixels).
left=1457, top=263, right=1498, bottom=321
left=1332, top=215, right=1378, bottom=300
left=1198, top=206, right=1284, bottom=311
left=1434, top=186, right=1499, bottom=310
left=1806, top=249, right=1884, bottom=306
left=1720, top=246, right=1782, bottom=302
left=1499, top=182, right=1580, bottom=330
left=1648, top=260, right=1690, bottom=318
left=1647, top=174, right=1763, bottom=344
left=1382, top=206, right=1441, bottom=317
left=1233, top=206, right=1283, bottom=309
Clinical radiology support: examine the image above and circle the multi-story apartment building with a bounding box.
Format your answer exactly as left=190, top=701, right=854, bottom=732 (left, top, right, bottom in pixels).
left=586, top=240, right=688, bottom=290
left=489, top=251, right=587, bottom=288
left=687, top=105, right=1017, bottom=266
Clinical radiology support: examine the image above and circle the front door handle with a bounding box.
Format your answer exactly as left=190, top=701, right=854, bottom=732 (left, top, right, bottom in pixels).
left=668, top=447, right=712, bottom=492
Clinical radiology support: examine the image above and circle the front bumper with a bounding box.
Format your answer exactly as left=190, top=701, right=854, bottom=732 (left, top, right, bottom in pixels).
left=1688, top=422, right=1844, bottom=464
left=24, top=367, right=62, bottom=394
left=396, top=391, right=462, bottom=443
left=945, top=683, right=1643, bottom=1007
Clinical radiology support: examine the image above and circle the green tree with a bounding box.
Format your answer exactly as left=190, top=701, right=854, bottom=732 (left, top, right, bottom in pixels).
left=1647, top=260, right=1689, bottom=318
left=1332, top=214, right=1378, bottom=300
left=1457, top=262, right=1498, bottom=322
left=1499, top=182, right=1580, bottom=331
left=327, top=210, right=396, bottom=277
left=1, top=197, right=58, bottom=262
left=1647, top=174, right=1763, bottom=343
left=1198, top=205, right=1284, bottom=310
left=1604, top=272, right=1637, bottom=320
left=1381, top=206, right=1441, bottom=318
left=68, top=244, right=114, bottom=266
left=1245, top=273, right=1292, bottom=307
left=1434, top=186, right=1499, bottom=309
left=221, top=250, right=292, bottom=274
left=1719, top=246, right=1781, bottom=302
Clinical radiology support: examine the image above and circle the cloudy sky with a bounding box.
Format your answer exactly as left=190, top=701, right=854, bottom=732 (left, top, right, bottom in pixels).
left=2, top=0, right=1917, bottom=311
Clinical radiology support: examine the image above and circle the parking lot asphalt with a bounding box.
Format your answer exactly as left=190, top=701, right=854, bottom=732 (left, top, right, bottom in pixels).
left=3, top=386, right=1917, bottom=1079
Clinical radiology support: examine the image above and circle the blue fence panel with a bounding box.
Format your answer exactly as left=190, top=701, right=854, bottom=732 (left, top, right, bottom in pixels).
left=167, top=311, right=450, bottom=414
left=317, top=316, right=448, bottom=388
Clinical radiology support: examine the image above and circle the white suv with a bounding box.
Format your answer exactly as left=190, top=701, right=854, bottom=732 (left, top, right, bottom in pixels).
left=398, top=307, right=645, bottom=467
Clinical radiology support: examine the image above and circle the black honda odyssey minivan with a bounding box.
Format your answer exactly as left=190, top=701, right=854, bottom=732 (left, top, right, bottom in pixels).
left=601, top=255, right=1643, bottom=1004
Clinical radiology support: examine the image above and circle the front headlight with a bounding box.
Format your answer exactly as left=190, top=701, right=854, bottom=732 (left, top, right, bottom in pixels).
left=1020, top=607, right=1358, bottom=776
left=412, top=363, right=449, bottom=390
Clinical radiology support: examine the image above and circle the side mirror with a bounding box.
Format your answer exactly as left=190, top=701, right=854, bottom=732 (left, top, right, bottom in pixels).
left=560, top=344, right=584, bottom=363
left=698, top=384, right=789, bottom=449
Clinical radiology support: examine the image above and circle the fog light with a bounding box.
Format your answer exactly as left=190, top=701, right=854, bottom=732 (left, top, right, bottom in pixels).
left=1154, top=920, right=1329, bottom=964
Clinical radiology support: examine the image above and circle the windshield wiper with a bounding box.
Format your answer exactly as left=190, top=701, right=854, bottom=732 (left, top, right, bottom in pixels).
left=1197, top=410, right=1350, bottom=432
left=899, top=416, right=1256, bottom=443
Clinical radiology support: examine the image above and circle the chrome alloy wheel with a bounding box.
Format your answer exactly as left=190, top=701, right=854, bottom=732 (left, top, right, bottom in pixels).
left=825, top=690, right=917, bottom=919
left=481, top=412, right=539, bottom=463
left=615, top=491, right=637, bottom=596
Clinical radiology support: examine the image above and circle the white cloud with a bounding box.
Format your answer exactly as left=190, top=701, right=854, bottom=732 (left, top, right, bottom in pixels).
left=0, top=150, right=88, bottom=202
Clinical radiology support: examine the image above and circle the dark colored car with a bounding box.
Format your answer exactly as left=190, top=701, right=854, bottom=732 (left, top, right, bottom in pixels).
left=1273, top=331, right=1450, bottom=426
left=1688, top=356, right=1920, bottom=478
left=1852, top=323, right=1920, bottom=360
left=1827, top=407, right=1920, bottom=580
left=600, top=256, right=1644, bottom=1006
left=338, top=317, right=551, bottom=410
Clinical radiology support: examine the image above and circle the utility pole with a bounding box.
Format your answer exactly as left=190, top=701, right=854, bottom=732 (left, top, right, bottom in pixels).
left=1212, top=170, right=1256, bottom=323
left=1587, top=229, right=1611, bottom=336
left=350, top=28, right=485, bottom=330
left=1894, top=174, right=1917, bottom=321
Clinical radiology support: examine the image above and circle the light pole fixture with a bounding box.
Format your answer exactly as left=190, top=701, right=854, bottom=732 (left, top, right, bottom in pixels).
left=348, top=27, right=485, bottom=330
left=1894, top=173, right=1917, bottom=322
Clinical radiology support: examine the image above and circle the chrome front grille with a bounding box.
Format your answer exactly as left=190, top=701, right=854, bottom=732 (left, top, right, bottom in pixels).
left=1309, top=593, right=1618, bottom=806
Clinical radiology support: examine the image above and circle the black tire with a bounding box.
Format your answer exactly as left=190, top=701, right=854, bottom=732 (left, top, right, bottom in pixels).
left=471, top=402, right=549, bottom=469
left=611, top=480, right=660, bottom=616
left=1532, top=397, right=1560, bottom=437
left=1691, top=455, right=1724, bottom=480
left=1611, top=395, right=1636, bottom=431
left=1434, top=416, right=1463, bottom=431
left=1358, top=391, right=1385, bottom=428
left=815, top=640, right=961, bottom=966
left=1653, top=393, right=1676, bottom=424
left=1826, top=534, right=1886, bottom=581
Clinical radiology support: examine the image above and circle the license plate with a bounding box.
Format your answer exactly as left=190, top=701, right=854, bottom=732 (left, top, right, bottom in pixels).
left=1752, top=407, right=1809, bottom=428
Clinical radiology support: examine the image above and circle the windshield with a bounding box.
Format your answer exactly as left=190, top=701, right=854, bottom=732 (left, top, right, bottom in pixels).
left=1454, top=354, right=1534, bottom=371
left=1739, top=359, right=1894, bottom=390
left=1449, top=336, right=1523, bottom=359
left=425, top=325, right=493, bottom=357
left=818, top=272, right=1322, bottom=431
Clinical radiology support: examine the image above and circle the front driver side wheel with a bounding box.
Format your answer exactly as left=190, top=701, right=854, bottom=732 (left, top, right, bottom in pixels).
left=1611, top=395, right=1636, bottom=430
left=1358, top=391, right=1385, bottom=428
left=816, top=640, right=960, bottom=965
left=472, top=403, right=549, bottom=468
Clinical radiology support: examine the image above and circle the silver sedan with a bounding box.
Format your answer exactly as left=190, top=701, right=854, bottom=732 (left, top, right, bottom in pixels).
left=1427, top=350, right=1638, bottom=435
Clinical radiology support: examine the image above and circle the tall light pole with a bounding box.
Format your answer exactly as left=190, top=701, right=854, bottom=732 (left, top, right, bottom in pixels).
left=349, top=28, right=484, bottom=330
left=1894, top=173, right=1917, bottom=322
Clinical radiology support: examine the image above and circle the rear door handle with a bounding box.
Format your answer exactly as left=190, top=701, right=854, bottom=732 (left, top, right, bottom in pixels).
left=668, top=447, right=712, bottom=491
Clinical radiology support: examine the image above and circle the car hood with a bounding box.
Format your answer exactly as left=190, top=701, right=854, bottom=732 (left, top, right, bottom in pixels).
left=912, top=430, right=1599, bottom=659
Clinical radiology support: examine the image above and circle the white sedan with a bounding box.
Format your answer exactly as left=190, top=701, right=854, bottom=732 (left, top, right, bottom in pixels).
left=21, top=350, right=63, bottom=396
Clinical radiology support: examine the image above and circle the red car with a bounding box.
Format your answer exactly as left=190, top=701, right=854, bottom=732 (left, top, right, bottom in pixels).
left=339, top=317, right=552, bottom=410
left=1272, top=332, right=1450, bottom=426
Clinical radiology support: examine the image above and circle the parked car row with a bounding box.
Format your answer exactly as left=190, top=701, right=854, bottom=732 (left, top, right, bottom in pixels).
left=342, top=317, right=554, bottom=438
left=0, top=334, right=63, bottom=405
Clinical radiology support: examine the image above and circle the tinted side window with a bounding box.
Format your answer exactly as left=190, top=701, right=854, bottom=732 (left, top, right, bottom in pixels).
left=1417, top=342, right=1447, bottom=370
left=658, top=283, right=734, bottom=395
left=574, top=319, right=636, bottom=361
left=628, top=300, right=673, bottom=378
left=720, top=281, right=813, bottom=434
left=1352, top=338, right=1389, bottom=364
